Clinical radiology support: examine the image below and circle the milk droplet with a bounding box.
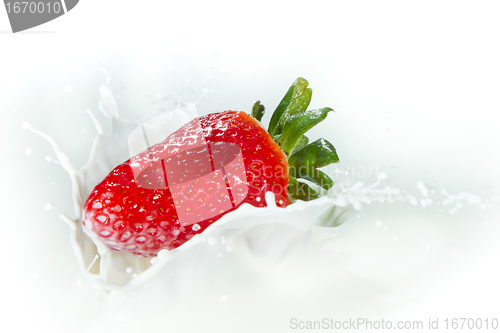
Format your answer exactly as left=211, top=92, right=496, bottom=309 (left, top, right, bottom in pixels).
left=157, top=249, right=170, bottom=261
left=25, top=148, right=32, bottom=156
left=93, top=280, right=103, bottom=290
left=192, top=224, right=201, bottom=231
left=207, top=236, right=217, bottom=246
left=375, top=220, right=383, bottom=228
left=21, top=121, right=30, bottom=129
left=125, top=267, right=133, bottom=274
left=417, top=181, right=429, bottom=197
left=256, top=197, right=261, bottom=202
left=45, top=202, right=54, bottom=211
left=45, top=155, right=53, bottom=162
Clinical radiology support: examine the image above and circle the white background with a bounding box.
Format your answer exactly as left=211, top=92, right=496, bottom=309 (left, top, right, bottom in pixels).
left=1, top=1, right=500, bottom=332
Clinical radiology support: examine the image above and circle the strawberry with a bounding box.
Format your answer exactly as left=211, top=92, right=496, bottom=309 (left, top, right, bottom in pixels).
left=82, top=77, right=339, bottom=256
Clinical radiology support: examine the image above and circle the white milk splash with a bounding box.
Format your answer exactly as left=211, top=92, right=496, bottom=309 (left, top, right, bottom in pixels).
left=24, top=78, right=493, bottom=296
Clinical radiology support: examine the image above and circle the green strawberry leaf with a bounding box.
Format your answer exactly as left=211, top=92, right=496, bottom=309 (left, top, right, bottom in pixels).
left=269, top=77, right=312, bottom=137
left=290, top=135, right=309, bottom=155
left=289, top=138, right=339, bottom=168
left=277, top=107, right=334, bottom=155
left=287, top=176, right=319, bottom=201
left=289, top=138, right=339, bottom=190
left=251, top=100, right=265, bottom=122
left=300, top=169, right=334, bottom=190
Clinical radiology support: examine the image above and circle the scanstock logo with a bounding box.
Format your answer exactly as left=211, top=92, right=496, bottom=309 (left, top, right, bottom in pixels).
left=3, top=0, right=79, bottom=33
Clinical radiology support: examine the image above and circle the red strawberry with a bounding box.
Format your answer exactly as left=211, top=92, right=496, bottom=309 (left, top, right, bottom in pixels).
left=82, top=78, right=339, bottom=256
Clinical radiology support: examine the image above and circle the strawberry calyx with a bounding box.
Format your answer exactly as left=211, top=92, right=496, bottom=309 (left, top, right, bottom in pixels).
left=251, top=100, right=265, bottom=122
left=253, top=77, right=339, bottom=201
